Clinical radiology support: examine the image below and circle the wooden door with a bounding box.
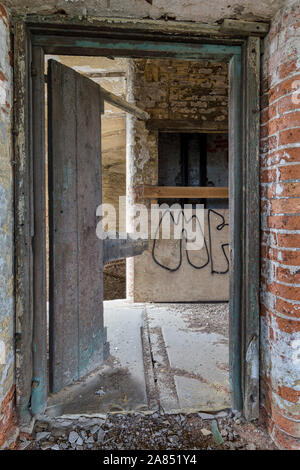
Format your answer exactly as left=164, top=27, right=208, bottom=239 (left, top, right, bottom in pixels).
left=48, top=60, right=109, bottom=393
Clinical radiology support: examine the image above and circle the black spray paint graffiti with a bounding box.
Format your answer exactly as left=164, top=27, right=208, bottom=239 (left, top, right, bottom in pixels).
left=152, top=209, right=229, bottom=274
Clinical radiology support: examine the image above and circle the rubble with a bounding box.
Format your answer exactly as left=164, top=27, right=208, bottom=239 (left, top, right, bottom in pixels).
left=25, top=411, right=275, bottom=451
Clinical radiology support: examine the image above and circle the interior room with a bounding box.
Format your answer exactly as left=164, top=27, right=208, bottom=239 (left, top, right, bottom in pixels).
left=43, top=54, right=230, bottom=417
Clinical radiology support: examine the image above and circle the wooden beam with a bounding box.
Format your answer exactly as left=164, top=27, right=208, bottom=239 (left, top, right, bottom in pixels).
left=147, top=119, right=227, bottom=133
left=135, top=185, right=229, bottom=200
left=220, top=19, right=269, bottom=36
left=101, top=87, right=150, bottom=121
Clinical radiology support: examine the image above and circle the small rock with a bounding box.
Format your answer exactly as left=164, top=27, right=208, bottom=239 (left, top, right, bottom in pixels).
left=76, top=436, right=83, bottom=446
left=97, top=428, right=105, bottom=443
left=90, top=425, right=100, bottom=434
left=40, top=441, right=53, bottom=450
left=51, top=444, right=60, bottom=451
left=36, top=432, right=51, bottom=442
left=69, top=431, right=79, bottom=444
left=246, top=443, right=256, bottom=451
left=200, top=428, right=212, bottom=436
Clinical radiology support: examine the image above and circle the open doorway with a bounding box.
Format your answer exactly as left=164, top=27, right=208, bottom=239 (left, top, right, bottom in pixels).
left=14, top=21, right=260, bottom=425
left=43, top=55, right=230, bottom=416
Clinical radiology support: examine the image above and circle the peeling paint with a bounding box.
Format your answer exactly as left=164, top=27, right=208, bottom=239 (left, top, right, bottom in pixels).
left=0, top=3, right=14, bottom=413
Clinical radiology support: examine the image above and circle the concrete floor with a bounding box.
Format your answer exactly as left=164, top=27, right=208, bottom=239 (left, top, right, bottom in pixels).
left=46, top=300, right=229, bottom=416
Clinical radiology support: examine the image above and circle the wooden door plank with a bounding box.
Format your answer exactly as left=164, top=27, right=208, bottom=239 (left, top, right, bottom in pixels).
left=48, top=60, right=79, bottom=392
left=48, top=60, right=108, bottom=393
left=75, top=72, right=107, bottom=377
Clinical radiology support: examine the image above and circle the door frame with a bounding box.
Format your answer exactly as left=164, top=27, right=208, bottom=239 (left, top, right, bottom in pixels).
left=13, top=16, right=261, bottom=424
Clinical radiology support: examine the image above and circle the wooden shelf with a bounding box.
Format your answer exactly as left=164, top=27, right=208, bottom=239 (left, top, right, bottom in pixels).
left=135, top=185, right=229, bottom=200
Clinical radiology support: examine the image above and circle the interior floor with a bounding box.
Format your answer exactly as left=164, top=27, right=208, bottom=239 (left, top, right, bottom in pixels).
left=46, top=301, right=229, bottom=417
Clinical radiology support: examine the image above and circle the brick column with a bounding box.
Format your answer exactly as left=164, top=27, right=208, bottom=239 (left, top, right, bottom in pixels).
left=260, top=0, right=300, bottom=449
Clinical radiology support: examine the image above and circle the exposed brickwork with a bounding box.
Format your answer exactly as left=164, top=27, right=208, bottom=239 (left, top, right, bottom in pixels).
left=0, top=385, right=17, bottom=448
left=131, top=59, right=228, bottom=125
left=261, top=0, right=300, bottom=450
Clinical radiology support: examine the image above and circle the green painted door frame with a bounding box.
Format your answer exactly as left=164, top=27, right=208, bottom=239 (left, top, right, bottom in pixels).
left=13, top=16, right=261, bottom=424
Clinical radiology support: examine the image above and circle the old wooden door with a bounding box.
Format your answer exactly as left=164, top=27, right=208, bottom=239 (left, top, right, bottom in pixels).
left=48, top=60, right=109, bottom=393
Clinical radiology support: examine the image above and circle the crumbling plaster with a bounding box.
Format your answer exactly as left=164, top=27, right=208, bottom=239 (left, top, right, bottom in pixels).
left=1, top=0, right=285, bottom=23
left=0, top=4, right=14, bottom=406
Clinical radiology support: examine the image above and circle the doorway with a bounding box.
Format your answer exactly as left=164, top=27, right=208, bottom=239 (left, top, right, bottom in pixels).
left=13, top=19, right=260, bottom=424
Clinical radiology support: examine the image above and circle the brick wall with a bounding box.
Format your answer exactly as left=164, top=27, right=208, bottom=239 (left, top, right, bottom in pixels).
left=260, top=0, right=300, bottom=450
left=131, top=59, right=228, bottom=126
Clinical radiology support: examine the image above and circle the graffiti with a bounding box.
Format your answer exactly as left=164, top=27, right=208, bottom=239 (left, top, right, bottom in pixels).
left=152, top=209, right=229, bottom=274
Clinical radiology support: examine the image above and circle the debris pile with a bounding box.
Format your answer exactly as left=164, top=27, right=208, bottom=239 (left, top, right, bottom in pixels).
left=19, top=410, right=275, bottom=450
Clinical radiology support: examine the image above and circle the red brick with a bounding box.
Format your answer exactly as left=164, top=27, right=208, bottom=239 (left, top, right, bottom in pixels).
left=277, top=232, right=300, bottom=247
left=276, top=266, right=300, bottom=283
left=278, top=385, right=300, bottom=404
left=268, top=111, right=300, bottom=135
left=278, top=58, right=298, bottom=80
left=275, top=297, right=300, bottom=318
left=278, top=94, right=300, bottom=114
left=279, top=128, right=300, bottom=146
left=261, top=102, right=277, bottom=125
left=269, top=74, right=300, bottom=105
left=262, top=247, right=300, bottom=265
left=267, top=214, right=300, bottom=230
left=273, top=425, right=300, bottom=450
left=267, top=281, right=300, bottom=302
left=0, top=386, right=17, bottom=448
left=261, top=147, right=300, bottom=167
left=271, top=198, right=300, bottom=214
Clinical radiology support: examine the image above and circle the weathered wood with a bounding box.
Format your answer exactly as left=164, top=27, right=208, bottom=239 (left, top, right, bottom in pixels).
left=31, top=46, right=47, bottom=415
left=243, top=37, right=261, bottom=421
left=220, top=19, right=269, bottom=36
left=25, top=15, right=231, bottom=40
left=136, top=185, right=228, bottom=200
left=48, top=60, right=108, bottom=393
left=228, top=52, right=243, bottom=412
left=147, top=119, right=227, bottom=133
left=101, top=87, right=150, bottom=121
left=13, top=20, right=33, bottom=425
left=32, top=34, right=242, bottom=61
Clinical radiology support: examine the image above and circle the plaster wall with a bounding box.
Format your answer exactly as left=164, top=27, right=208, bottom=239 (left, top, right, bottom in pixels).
left=2, top=0, right=284, bottom=23
left=0, top=2, right=16, bottom=448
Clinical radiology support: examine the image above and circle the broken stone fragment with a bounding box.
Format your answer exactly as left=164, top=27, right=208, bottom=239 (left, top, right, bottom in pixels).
left=36, top=431, right=51, bottom=442
left=200, top=428, right=212, bottom=436
left=68, top=431, right=80, bottom=444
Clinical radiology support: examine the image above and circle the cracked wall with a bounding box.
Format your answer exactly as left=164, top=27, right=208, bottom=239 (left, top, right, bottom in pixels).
left=1, top=0, right=284, bottom=23
left=0, top=2, right=16, bottom=448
